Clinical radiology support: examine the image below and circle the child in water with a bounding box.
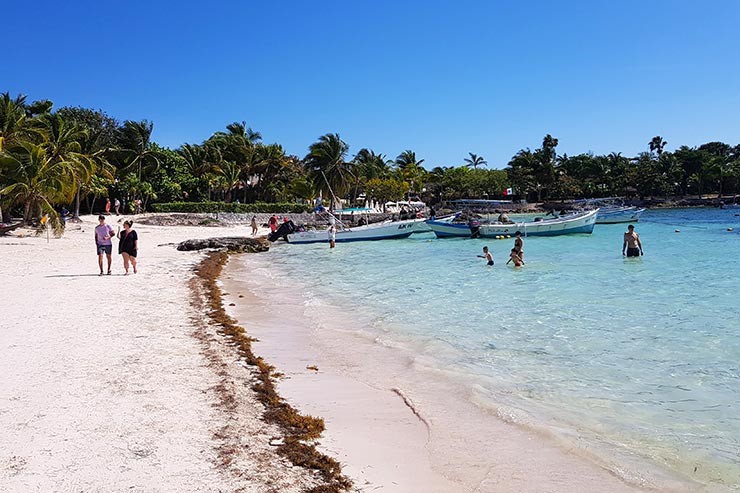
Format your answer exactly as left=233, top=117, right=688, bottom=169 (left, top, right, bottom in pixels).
left=506, top=248, right=524, bottom=267
left=478, top=246, right=494, bottom=266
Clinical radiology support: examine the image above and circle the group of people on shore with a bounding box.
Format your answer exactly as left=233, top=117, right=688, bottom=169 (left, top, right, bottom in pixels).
left=479, top=226, right=644, bottom=267
left=103, top=197, right=143, bottom=216
left=94, top=215, right=139, bottom=276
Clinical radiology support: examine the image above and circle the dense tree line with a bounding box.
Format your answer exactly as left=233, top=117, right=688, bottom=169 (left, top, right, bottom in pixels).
left=2, top=91, right=739, bottom=229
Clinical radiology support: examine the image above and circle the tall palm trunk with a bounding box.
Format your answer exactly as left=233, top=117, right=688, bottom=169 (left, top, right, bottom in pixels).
left=23, top=202, right=32, bottom=224
left=74, top=185, right=82, bottom=219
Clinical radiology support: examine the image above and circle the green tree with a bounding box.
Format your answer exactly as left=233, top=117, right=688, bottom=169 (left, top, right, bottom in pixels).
left=0, top=142, right=77, bottom=228
left=649, top=136, right=667, bottom=157
left=365, top=178, right=408, bottom=210
left=464, top=152, right=487, bottom=169
left=354, top=148, right=390, bottom=180
left=179, top=143, right=217, bottom=201
left=304, top=133, right=353, bottom=210
left=394, top=150, right=424, bottom=171
left=286, top=176, right=317, bottom=203
left=115, top=120, right=163, bottom=180
left=0, top=92, right=31, bottom=152
left=506, top=149, right=537, bottom=200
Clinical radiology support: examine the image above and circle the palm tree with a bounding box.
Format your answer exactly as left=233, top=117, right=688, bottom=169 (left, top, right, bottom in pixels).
left=117, top=120, right=162, bottom=180
left=212, top=121, right=262, bottom=148
left=218, top=161, right=243, bottom=202
left=649, top=136, right=667, bottom=157
left=394, top=150, right=424, bottom=170
left=464, top=152, right=487, bottom=169
left=34, top=113, right=108, bottom=219
left=354, top=148, right=390, bottom=180
left=0, top=92, right=31, bottom=152
left=252, top=144, right=292, bottom=201
left=304, top=133, right=352, bottom=210
left=0, top=142, right=78, bottom=229
left=210, top=121, right=261, bottom=165
left=179, top=143, right=217, bottom=200
left=0, top=93, right=32, bottom=222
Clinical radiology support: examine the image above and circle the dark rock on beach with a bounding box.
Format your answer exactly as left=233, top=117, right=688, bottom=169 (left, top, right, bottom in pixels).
left=177, top=236, right=270, bottom=253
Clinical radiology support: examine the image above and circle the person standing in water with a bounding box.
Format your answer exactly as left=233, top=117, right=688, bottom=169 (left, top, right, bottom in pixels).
left=622, top=224, right=644, bottom=257
left=478, top=246, right=494, bottom=266
left=250, top=216, right=258, bottom=236
left=328, top=221, right=336, bottom=249
left=507, top=248, right=524, bottom=267
left=513, top=231, right=524, bottom=260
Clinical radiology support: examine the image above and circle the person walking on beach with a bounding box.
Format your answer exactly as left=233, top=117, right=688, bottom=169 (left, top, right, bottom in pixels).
left=117, top=220, right=139, bottom=275
left=105, top=198, right=111, bottom=215
left=114, top=198, right=121, bottom=215
left=507, top=248, right=525, bottom=267
left=622, top=224, right=644, bottom=257
left=513, top=231, right=524, bottom=260
left=95, top=215, right=115, bottom=276
left=478, top=246, right=494, bottom=266
left=328, top=221, right=336, bottom=249
left=250, top=216, right=258, bottom=236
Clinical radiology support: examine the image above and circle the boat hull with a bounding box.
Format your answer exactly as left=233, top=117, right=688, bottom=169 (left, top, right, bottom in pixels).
left=427, top=221, right=471, bottom=238
left=475, top=209, right=598, bottom=237
left=596, top=207, right=645, bottom=224
left=287, top=219, right=421, bottom=244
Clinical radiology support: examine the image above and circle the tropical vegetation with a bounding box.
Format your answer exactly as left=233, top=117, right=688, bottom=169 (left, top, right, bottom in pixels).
left=2, top=91, right=740, bottom=231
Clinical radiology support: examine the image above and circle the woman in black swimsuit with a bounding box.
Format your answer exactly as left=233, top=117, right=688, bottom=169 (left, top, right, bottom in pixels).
left=117, top=220, right=139, bottom=274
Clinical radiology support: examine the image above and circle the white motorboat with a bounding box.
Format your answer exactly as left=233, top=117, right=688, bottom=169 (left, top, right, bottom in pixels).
left=287, top=218, right=425, bottom=244
left=472, top=209, right=599, bottom=237
left=596, top=206, right=645, bottom=224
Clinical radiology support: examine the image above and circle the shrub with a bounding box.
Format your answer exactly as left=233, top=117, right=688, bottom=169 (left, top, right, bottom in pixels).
left=151, top=202, right=313, bottom=214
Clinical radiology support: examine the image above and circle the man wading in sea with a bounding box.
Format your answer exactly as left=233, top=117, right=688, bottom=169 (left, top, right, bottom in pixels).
left=622, top=224, right=644, bottom=257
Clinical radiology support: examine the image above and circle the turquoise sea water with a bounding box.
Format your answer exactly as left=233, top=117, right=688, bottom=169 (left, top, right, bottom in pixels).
left=242, top=208, right=740, bottom=489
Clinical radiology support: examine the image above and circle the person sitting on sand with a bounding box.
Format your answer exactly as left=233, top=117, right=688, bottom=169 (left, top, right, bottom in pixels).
left=507, top=248, right=524, bottom=267
left=622, top=224, right=643, bottom=257
left=478, top=246, right=494, bottom=266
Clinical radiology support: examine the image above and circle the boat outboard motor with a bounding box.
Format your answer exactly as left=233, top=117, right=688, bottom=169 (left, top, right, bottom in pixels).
left=469, top=219, right=481, bottom=238
left=268, top=220, right=297, bottom=242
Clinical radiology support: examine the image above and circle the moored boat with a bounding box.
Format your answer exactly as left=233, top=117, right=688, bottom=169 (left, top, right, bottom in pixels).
left=286, top=218, right=424, bottom=244
left=596, top=206, right=645, bottom=224
left=472, top=209, right=599, bottom=237
left=426, top=212, right=471, bottom=238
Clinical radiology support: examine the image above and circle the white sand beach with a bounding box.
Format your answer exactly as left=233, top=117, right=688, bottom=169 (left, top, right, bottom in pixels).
left=0, top=216, right=321, bottom=492
left=1, top=215, right=692, bottom=492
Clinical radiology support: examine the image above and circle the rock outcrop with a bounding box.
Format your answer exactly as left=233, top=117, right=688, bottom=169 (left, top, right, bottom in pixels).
left=177, top=236, right=270, bottom=253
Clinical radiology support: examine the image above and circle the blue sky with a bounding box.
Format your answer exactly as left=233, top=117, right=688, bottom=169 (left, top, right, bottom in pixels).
left=5, top=0, right=739, bottom=169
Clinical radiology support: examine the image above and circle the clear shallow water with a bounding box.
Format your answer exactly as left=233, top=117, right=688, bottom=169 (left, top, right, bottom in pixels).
left=243, top=208, right=740, bottom=488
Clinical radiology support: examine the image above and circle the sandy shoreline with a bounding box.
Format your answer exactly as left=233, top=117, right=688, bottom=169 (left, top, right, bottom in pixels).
left=222, top=250, right=702, bottom=493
